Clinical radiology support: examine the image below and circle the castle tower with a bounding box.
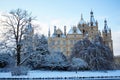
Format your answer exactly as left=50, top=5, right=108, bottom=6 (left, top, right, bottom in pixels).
left=78, top=14, right=88, bottom=36
left=102, top=19, right=113, bottom=52
left=88, top=10, right=99, bottom=40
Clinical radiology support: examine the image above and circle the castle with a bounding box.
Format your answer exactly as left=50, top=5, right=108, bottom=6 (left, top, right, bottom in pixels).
left=48, top=11, right=113, bottom=56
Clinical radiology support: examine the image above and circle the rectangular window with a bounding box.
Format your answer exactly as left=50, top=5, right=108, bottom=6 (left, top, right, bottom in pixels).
left=70, top=40, right=73, bottom=44
left=63, top=40, right=66, bottom=45
left=57, top=40, right=60, bottom=45
left=63, top=48, right=66, bottom=52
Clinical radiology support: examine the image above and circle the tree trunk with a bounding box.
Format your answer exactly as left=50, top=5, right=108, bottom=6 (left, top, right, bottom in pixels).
left=17, top=45, right=21, bottom=66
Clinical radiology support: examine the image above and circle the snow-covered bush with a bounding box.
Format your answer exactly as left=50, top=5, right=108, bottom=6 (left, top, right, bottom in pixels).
left=11, top=66, right=29, bottom=76
left=24, top=53, right=47, bottom=69
left=42, top=52, right=68, bottom=70
left=69, top=57, right=88, bottom=70
left=0, top=54, right=15, bottom=68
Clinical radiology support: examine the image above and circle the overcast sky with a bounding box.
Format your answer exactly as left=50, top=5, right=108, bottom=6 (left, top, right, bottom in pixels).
left=0, top=0, right=120, bottom=56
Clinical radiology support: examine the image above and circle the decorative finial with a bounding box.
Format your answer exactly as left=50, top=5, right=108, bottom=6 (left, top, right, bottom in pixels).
left=90, top=9, right=93, bottom=15
left=81, top=14, right=83, bottom=20
left=104, top=19, right=107, bottom=24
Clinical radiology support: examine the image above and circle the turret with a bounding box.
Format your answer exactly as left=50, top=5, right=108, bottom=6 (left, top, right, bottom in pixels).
left=48, top=27, right=50, bottom=37
left=103, top=19, right=110, bottom=34
left=64, top=26, right=66, bottom=36
left=54, top=26, right=57, bottom=35
left=78, top=14, right=88, bottom=36
left=90, top=10, right=96, bottom=26
left=102, top=19, right=113, bottom=52
left=79, top=14, right=86, bottom=25
left=96, top=20, right=98, bottom=26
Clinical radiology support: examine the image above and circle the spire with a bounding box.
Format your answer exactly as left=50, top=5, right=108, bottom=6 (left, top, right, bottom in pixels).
left=54, top=26, right=57, bottom=35
left=104, top=19, right=109, bottom=33
left=79, top=14, right=86, bottom=24
left=81, top=14, right=83, bottom=20
left=64, top=26, right=66, bottom=36
left=90, top=10, right=96, bottom=26
left=90, top=10, right=93, bottom=17
left=96, top=20, right=98, bottom=26
left=48, top=27, right=50, bottom=37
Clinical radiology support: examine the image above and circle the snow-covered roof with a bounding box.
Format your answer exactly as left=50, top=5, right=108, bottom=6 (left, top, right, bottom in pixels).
left=61, top=34, right=66, bottom=38
left=79, top=19, right=86, bottom=24
left=51, top=28, right=66, bottom=38
left=68, top=27, right=82, bottom=34
left=90, top=17, right=96, bottom=26
left=79, top=14, right=86, bottom=24
left=52, top=34, right=56, bottom=38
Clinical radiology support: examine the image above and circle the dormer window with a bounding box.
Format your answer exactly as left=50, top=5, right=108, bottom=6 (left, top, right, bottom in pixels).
left=73, top=27, right=77, bottom=33
left=82, top=24, right=84, bottom=27
left=57, top=34, right=60, bottom=37
left=73, top=30, right=76, bottom=33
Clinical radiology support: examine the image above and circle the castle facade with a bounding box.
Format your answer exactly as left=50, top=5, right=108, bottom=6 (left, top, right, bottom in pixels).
left=48, top=11, right=113, bottom=56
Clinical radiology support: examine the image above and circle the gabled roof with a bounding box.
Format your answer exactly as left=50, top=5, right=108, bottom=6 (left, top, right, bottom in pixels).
left=68, top=26, right=82, bottom=34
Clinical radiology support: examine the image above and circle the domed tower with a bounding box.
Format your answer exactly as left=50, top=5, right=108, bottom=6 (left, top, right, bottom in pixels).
left=78, top=14, right=88, bottom=36
left=88, top=10, right=99, bottom=40
left=102, top=19, right=113, bottom=52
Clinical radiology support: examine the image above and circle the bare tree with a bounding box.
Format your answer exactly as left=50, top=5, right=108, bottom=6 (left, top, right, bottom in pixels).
left=2, top=8, right=34, bottom=66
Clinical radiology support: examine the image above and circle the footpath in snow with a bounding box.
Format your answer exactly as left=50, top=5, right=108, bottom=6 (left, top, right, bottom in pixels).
left=0, top=70, right=120, bottom=79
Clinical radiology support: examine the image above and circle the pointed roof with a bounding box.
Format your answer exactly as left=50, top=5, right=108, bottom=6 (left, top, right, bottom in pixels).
left=89, top=10, right=96, bottom=26
left=103, top=19, right=110, bottom=33
left=79, top=14, right=86, bottom=24
left=68, top=26, right=82, bottom=34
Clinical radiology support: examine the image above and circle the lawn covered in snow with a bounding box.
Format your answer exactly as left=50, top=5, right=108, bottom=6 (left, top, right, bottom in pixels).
left=0, top=70, right=120, bottom=78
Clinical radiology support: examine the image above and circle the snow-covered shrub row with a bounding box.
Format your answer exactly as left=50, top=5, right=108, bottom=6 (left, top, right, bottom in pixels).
left=69, top=57, right=89, bottom=70
left=11, top=66, right=29, bottom=76
left=24, top=51, right=89, bottom=71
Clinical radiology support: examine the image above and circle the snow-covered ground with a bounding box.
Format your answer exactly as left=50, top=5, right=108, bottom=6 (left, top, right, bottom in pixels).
left=0, top=70, right=120, bottom=79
